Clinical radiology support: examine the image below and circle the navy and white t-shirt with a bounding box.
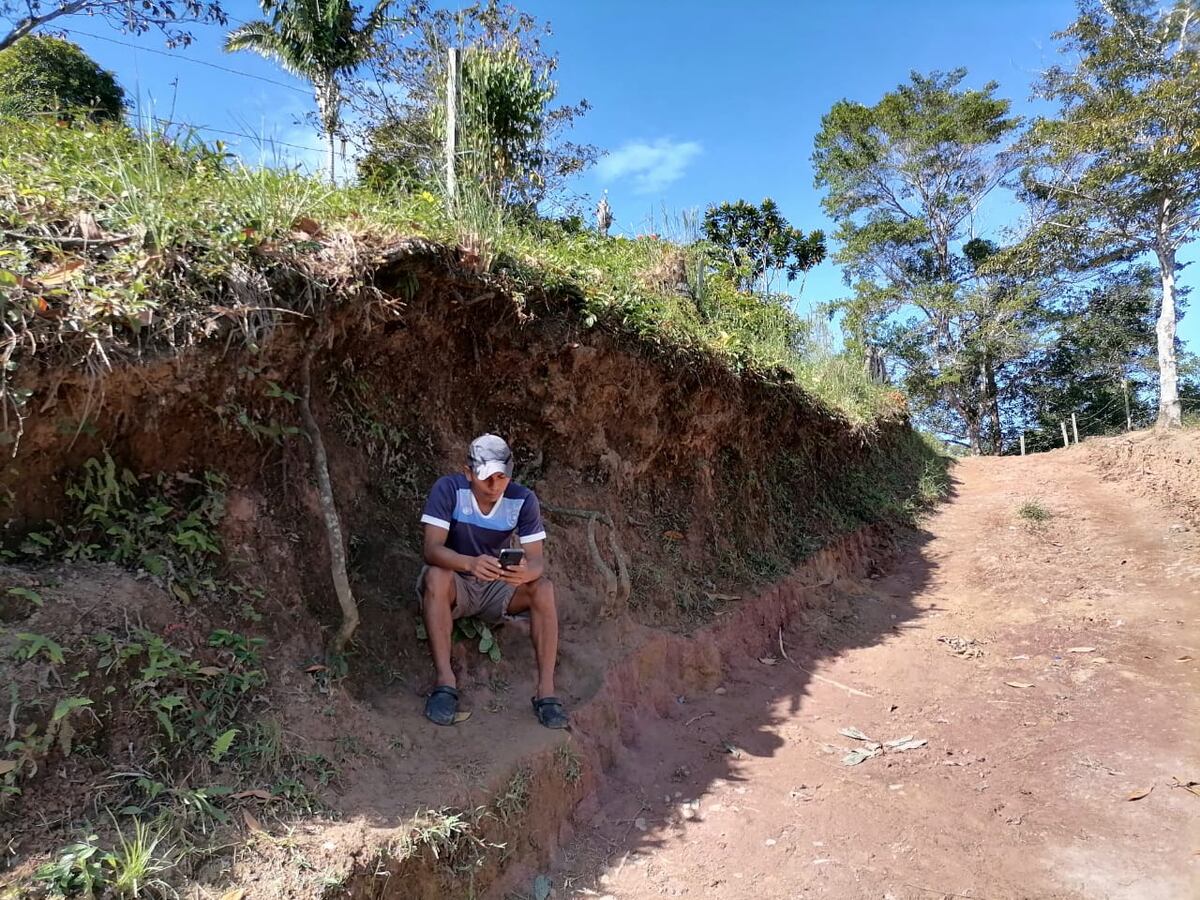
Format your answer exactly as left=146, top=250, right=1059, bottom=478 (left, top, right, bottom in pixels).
left=420, top=474, right=546, bottom=557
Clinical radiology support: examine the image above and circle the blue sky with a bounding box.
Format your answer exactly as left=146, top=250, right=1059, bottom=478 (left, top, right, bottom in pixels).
left=11, top=0, right=1196, bottom=350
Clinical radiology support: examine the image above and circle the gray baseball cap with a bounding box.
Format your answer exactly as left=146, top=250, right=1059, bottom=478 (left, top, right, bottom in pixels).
left=468, top=434, right=514, bottom=480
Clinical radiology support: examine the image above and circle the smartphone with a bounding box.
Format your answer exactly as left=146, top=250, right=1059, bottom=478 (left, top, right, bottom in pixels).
left=498, top=548, right=525, bottom=569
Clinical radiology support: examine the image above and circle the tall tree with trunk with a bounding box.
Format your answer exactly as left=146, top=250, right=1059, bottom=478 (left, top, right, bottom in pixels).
left=1023, top=0, right=1199, bottom=429
left=812, top=69, right=1022, bottom=454
left=0, top=0, right=225, bottom=51
left=225, top=0, right=396, bottom=182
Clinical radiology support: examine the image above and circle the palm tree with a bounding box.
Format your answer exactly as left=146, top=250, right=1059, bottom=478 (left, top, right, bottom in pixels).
left=225, top=0, right=393, bottom=181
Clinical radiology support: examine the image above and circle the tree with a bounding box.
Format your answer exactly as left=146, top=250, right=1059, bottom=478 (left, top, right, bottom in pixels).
left=701, top=199, right=825, bottom=296
left=1016, top=267, right=1159, bottom=449
left=812, top=69, right=1023, bottom=453
left=0, top=0, right=225, bottom=52
left=225, top=0, right=396, bottom=182
left=1023, top=0, right=1199, bottom=430
left=354, top=0, right=595, bottom=208
left=0, top=34, right=124, bottom=120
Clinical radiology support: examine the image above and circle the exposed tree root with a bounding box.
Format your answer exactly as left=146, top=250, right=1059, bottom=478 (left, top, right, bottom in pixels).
left=298, top=336, right=359, bottom=655
left=543, top=506, right=631, bottom=616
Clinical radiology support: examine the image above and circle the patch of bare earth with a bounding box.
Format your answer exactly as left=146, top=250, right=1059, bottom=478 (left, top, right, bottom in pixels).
left=544, top=448, right=1199, bottom=900
left=1086, top=428, right=1199, bottom=529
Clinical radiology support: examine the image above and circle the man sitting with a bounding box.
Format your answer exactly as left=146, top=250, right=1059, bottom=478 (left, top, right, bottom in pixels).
left=416, top=434, right=568, bottom=729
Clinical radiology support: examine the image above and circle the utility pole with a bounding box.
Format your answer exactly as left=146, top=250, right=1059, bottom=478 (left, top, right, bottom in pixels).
left=444, top=46, right=460, bottom=206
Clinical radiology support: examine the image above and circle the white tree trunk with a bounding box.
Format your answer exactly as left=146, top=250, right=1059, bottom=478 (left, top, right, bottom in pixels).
left=1155, top=244, right=1182, bottom=429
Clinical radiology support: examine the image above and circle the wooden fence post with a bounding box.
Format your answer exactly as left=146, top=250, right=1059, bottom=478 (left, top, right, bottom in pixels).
left=1060, top=421, right=1070, bottom=449
left=1019, top=434, right=1026, bottom=456
left=444, top=46, right=460, bottom=205
left=1071, top=412, right=1080, bottom=445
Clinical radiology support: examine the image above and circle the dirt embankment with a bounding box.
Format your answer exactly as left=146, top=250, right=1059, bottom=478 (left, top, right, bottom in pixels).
left=1085, top=429, right=1199, bottom=529
left=0, top=244, right=939, bottom=898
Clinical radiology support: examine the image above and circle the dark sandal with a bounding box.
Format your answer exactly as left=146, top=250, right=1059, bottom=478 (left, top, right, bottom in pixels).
left=425, top=685, right=459, bottom=726
left=531, top=696, right=569, bottom=729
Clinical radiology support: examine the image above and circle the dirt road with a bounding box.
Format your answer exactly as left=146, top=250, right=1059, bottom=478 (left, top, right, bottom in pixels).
left=546, top=450, right=1200, bottom=899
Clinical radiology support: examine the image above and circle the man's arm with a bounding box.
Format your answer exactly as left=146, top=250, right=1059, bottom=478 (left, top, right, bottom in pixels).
left=423, top=524, right=503, bottom=581
left=498, top=540, right=544, bottom=585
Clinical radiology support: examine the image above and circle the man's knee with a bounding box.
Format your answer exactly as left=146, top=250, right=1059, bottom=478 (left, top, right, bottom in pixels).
left=529, top=577, right=555, bottom=613
left=423, top=567, right=456, bottom=607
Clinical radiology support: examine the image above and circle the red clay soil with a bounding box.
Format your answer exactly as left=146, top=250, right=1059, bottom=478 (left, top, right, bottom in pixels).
left=538, top=445, right=1200, bottom=900
left=1086, top=429, right=1199, bottom=529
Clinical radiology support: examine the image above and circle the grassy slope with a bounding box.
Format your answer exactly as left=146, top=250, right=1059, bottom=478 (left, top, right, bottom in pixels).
left=0, top=117, right=898, bottom=436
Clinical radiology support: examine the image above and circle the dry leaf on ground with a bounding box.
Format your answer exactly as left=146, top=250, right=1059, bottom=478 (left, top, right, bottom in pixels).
left=454, top=710, right=472, bottom=723
left=1006, top=681, right=1034, bottom=689
left=232, top=789, right=272, bottom=800
left=1125, top=786, right=1153, bottom=801
left=219, top=890, right=246, bottom=900
left=1067, top=646, right=1097, bottom=653
left=35, top=259, right=85, bottom=286
left=242, top=808, right=265, bottom=833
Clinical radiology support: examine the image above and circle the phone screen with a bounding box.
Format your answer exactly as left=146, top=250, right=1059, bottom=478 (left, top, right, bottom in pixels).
left=499, top=548, right=525, bottom=569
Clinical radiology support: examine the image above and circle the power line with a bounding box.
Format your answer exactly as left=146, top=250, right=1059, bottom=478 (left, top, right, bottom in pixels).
left=142, top=116, right=327, bottom=156
left=64, top=27, right=312, bottom=97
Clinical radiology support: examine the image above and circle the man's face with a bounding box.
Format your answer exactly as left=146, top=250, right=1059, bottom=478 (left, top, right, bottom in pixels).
left=467, top=468, right=510, bottom=504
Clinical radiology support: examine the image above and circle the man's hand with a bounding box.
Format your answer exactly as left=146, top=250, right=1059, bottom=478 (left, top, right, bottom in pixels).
left=498, top=559, right=536, bottom=585
left=470, top=555, right=504, bottom=581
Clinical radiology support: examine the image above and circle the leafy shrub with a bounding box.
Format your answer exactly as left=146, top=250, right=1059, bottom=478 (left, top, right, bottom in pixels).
left=0, top=36, right=125, bottom=121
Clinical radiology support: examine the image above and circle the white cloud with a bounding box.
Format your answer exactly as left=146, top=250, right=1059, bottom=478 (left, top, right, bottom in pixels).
left=597, top=138, right=702, bottom=194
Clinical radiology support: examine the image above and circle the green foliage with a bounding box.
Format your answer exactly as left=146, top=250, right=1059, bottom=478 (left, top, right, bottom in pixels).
left=0, top=35, right=125, bottom=121
left=702, top=198, right=825, bottom=295
left=355, top=0, right=596, bottom=206
left=813, top=68, right=1024, bottom=452
left=415, top=616, right=502, bottom=661
left=1017, top=267, right=1157, bottom=450
left=224, top=0, right=395, bottom=180
left=1021, top=0, right=1199, bottom=429
left=1017, top=498, right=1052, bottom=523
left=34, top=835, right=113, bottom=897
left=50, top=454, right=226, bottom=599
left=33, top=818, right=172, bottom=900
left=0, top=115, right=897, bottom=431
left=6, top=585, right=42, bottom=607
left=13, top=631, right=66, bottom=664
left=107, top=816, right=173, bottom=898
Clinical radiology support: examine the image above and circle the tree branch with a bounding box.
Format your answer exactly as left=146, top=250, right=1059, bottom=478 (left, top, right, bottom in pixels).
left=0, top=0, right=88, bottom=52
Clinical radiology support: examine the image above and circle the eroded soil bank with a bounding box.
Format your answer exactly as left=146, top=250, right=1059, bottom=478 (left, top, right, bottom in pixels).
left=0, top=246, right=940, bottom=898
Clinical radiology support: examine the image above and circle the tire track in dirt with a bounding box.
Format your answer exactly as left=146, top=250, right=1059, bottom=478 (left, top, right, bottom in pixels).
left=541, top=449, right=1200, bottom=900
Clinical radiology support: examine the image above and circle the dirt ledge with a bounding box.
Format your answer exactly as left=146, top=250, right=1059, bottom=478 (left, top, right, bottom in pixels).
left=1084, top=429, right=1200, bottom=529
left=333, top=523, right=897, bottom=900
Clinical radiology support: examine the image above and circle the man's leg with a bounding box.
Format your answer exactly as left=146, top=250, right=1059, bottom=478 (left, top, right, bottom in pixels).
left=422, top=566, right=458, bottom=688
left=508, top=577, right=558, bottom=699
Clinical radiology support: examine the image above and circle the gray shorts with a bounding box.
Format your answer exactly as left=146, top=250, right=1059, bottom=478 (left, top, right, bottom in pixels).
left=415, top=566, right=516, bottom=625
